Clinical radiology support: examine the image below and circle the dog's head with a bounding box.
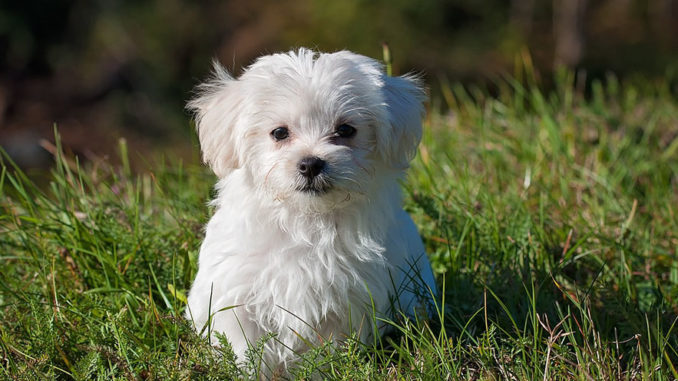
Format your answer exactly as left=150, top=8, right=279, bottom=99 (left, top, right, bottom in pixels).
left=189, top=49, right=425, bottom=209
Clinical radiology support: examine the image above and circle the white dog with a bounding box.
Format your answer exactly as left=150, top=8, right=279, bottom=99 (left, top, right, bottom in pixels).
left=185, top=48, right=437, bottom=373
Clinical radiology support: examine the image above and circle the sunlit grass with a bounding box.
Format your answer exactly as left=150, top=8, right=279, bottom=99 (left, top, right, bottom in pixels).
left=1, top=71, right=677, bottom=379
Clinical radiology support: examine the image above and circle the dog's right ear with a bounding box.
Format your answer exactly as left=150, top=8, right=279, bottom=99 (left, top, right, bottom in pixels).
left=187, top=62, right=244, bottom=177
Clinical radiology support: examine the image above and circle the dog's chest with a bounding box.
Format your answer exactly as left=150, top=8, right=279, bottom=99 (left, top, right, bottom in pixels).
left=200, top=198, right=394, bottom=328
left=248, top=229, right=388, bottom=302
left=244, top=240, right=390, bottom=336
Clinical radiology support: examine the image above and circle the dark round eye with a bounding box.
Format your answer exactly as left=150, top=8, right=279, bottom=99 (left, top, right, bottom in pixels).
left=335, top=124, right=356, bottom=138
left=271, top=126, right=289, bottom=141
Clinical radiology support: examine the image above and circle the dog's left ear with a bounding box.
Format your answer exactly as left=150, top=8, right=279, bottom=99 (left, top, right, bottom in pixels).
left=377, top=74, right=426, bottom=169
left=187, top=62, right=245, bottom=178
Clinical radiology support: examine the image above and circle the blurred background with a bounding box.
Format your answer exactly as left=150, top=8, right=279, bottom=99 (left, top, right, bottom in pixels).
left=1, top=0, right=677, bottom=170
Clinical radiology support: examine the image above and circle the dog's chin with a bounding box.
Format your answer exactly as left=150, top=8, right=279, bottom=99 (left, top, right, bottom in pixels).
left=294, top=175, right=334, bottom=196
left=296, top=184, right=332, bottom=195
left=278, top=178, right=357, bottom=213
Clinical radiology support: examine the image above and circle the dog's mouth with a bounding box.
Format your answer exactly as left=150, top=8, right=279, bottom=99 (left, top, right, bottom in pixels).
left=296, top=182, right=332, bottom=195
left=296, top=176, right=333, bottom=195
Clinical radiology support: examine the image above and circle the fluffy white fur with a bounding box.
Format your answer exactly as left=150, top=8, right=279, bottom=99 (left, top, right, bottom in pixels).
left=185, top=48, right=437, bottom=372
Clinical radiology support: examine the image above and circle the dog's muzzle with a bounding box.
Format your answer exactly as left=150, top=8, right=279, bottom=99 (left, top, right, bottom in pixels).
left=297, top=156, right=331, bottom=194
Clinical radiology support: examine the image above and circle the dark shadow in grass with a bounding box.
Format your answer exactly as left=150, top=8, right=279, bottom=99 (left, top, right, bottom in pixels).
left=439, top=254, right=677, bottom=372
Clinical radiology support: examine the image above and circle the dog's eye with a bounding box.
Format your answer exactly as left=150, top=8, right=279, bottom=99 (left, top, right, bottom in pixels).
left=271, top=126, right=289, bottom=141
left=335, top=124, right=356, bottom=138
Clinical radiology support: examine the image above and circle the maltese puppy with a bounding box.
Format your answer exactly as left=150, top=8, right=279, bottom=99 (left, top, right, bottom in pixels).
left=185, top=48, right=437, bottom=372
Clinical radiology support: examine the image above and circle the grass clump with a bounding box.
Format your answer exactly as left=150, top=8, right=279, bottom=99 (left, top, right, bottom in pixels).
left=1, top=72, right=677, bottom=379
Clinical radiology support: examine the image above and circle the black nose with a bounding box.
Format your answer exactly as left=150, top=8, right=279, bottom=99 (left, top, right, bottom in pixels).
left=298, top=156, right=325, bottom=179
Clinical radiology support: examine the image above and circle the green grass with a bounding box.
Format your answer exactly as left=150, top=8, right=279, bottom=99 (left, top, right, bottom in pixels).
left=1, top=71, right=677, bottom=380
